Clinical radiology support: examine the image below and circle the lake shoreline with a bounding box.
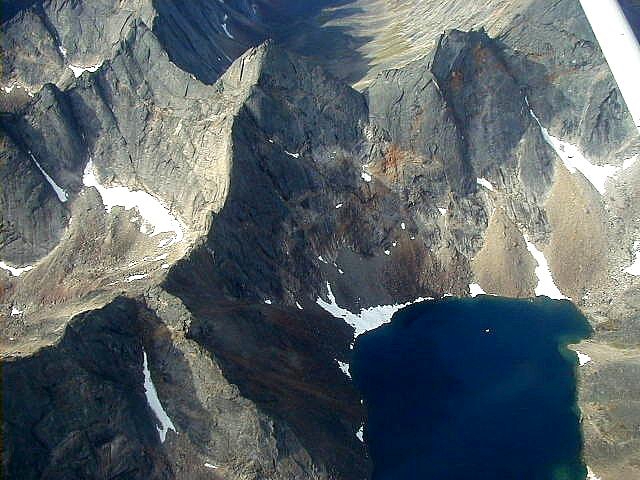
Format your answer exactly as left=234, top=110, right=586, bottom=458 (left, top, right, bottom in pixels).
left=351, top=295, right=592, bottom=480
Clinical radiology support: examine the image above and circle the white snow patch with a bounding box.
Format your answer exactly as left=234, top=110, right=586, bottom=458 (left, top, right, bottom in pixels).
left=469, top=283, right=486, bottom=297
left=318, top=255, right=328, bottom=264
left=2, top=83, right=34, bottom=97
left=204, top=463, right=218, bottom=469
left=336, top=360, right=351, bottom=379
left=0, top=261, right=34, bottom=277
left=126, top=274, right=148, bottom=282
left=161, top=263, right=170, bottom=269
left=529, top=107, right=618, bottom=194
left=384, top=250, right=391, bottom=256
left=142, top=350, right=176, bottom=443
left=624, top=241, right=640, bottom=276
left=576, top=350, right=592, bottom=366
left=68, top=62, right=102, bottom=78
left=222, top=14, right=235, bottom=39
left=524, top=237, right=567, bottom=300
left=401, top=222, right=406, bottom=230
left=58, top=45, right=67, bottom=58
left=586, top=466, right=602, bottom=480
left=316, top=282, right=431, bottom=337
left=264, top=299, right=272, bottom=305
left=83, top=160, right=184, bottom=246
left=29, top=153, right=68, bottom=202
left=335, top=203, right=343, bottom=209
left=356, top=425, right=364, bottom=442
left=11, top=307, right=22, bottom=316
left=296, top=301, right=303, bottom=310
left=476, top=177, right=495, bottom=191
left=338, top=268, right=344, bottom=274
left=284, top=150, right=300, bottom=158
left=438, top=207, right=447, bottom=216
left=361, top=166, right=372, bottom=182
left=579, top=0, right=640, bottom=131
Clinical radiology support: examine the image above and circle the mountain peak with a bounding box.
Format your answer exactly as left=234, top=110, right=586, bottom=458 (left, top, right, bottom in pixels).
left=2, top=2, right=640, bottom=480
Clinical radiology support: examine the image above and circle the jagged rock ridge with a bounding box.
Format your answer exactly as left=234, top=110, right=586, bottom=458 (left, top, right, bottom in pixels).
left=2, top=1, right=640, bottom=479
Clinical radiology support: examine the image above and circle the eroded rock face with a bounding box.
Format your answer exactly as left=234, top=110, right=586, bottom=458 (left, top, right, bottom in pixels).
left=498, top=0, right=637, bottom=163
left=4, top=294, right=353, bottom=480
left=2, top=0, right=640, bottom=479
left=3, top=298, right=173, bottom=480
left=0, top=128, right=70, bottom=264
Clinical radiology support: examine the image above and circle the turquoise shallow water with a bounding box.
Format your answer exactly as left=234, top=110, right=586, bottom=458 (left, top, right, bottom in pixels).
left=351, top=296, right=592, bottom=480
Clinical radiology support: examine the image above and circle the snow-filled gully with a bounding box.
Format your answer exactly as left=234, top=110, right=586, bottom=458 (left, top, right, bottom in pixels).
left=142, top=350, right=176, bottom=443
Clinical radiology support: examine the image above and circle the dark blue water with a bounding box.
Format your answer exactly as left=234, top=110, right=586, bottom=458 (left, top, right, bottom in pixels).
left=351, top=296, right=592, bottom=480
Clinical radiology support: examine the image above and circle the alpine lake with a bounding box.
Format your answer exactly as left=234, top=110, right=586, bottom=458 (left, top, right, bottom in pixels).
left=351, top=296, right=592, bottom=480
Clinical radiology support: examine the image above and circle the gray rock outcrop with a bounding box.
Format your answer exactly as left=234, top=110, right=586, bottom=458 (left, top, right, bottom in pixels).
left=2, top=1, right=640, bottom=479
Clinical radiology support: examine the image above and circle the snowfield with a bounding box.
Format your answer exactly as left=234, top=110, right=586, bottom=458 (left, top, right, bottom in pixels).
left=524, top=237, right=567, bottom=300
left=83, top=160, right=184, bottom=246
left=68, top=62, right=102, bottom=78
left=476, top=177, right=495, bottom=192
left=316, top=282, right=430, bottom=337
left=587, top=466, right=602, bottom=480
left=29, top=153, right=68, bottom=202
left=576, top=350, right=592, bottom=366
left=336, top=360, right=351, bottom=379
left=469, top=283, right=486, bottom=297
left=142, top=350, right=176, bottom=443
left=0, top=261, right=34, bottom=277
left=528, top=106, right=619, bottom=195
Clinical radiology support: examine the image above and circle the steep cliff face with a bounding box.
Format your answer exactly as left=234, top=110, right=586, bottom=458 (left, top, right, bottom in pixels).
left=0, top=127, right=70, bottom=264
left=2, top=21, right=376, bottom=479
left=4, top=293, right=355, bottom=480
left=0, top=0, right=365, bottom=95
left=2, top=0, right=155, bottom=93
left=151, top=0, right=354, bottom=84
left=2, top=0, right=640, bottom=479
left=4, top=298, right=172, bottom=480
left=499, top=0, right=638, bottom=163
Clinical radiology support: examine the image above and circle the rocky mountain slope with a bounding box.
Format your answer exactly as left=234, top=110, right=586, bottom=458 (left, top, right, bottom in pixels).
left=2, top=0, right=640, bottom=479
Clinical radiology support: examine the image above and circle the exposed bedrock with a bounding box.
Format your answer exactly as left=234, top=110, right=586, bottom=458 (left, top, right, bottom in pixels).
left=4, top=293, right=363, bottom=479
left=1, top=1, right=640, bottom=478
